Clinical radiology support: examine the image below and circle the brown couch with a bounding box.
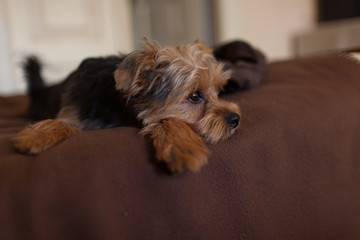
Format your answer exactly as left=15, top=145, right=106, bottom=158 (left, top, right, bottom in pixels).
left=1, top=54, right=360, bottom=240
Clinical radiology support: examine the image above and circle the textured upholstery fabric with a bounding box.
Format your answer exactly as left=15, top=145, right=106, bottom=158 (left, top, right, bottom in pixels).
left=1, top=55, right=360, bottom=240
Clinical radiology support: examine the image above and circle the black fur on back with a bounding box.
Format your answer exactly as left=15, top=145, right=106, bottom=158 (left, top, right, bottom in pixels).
left=23, top=54, right=141, bottom=129
left=23, top=55, right=138, bottom=129
left=61, top=56, right=138, bottom=129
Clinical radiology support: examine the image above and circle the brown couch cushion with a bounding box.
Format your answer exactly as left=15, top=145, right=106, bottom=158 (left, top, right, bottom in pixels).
left=1, top=55, right=360, bottom=239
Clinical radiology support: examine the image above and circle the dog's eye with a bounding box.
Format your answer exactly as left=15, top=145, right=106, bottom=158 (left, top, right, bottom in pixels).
left=187, top=91, right=204, bottom=104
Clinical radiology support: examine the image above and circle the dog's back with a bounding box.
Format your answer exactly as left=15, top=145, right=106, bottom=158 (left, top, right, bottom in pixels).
left=23, top=55, right=130, bottom=126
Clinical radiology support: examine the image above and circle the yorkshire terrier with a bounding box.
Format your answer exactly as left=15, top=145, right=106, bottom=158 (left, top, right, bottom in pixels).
left=13, top=40, right=241, bottom=173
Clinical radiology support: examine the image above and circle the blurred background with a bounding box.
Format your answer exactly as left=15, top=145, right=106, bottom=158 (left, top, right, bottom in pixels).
left=0, top=0, right=359, bottom=95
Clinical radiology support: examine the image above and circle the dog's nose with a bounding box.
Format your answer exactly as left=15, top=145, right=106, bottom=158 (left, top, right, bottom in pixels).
left=225, top=113, right=240, bottom=128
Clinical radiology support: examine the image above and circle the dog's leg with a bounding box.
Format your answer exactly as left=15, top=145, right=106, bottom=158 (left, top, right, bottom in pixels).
left=13, top=119, right=78, bottom=154
left=149, top=119, right=209, bottom=173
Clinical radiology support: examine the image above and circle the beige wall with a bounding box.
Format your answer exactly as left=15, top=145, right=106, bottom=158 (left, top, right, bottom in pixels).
left=214, top=0, right=316, bottom=60
left=296, top=18, right=360, bottom=56
left=0, top=0, right=134, bottom=95
left=0, top=0, right=317, bottom=95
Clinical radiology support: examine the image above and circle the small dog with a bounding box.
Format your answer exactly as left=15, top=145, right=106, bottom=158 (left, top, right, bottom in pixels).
left=13, top=40, right=241, bottom=173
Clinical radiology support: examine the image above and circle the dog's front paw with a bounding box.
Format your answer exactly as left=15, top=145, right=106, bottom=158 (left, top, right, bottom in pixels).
left=13, top=119, right=78, bottom=154
left=159, top=140, right=209, bottom=173
left=150, top=119, right=209, bottom=173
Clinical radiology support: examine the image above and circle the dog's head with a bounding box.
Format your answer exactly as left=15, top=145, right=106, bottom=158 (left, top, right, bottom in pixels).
left=114, top=40, right=241, bottom=142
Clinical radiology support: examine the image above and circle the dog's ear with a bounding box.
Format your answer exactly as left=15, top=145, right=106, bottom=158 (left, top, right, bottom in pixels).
left=114, top=41, right=158, bottom=97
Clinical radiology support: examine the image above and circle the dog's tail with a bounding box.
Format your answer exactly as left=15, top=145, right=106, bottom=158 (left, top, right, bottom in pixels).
left=23, top=56, right=46, bottom=95
left=22, top=56, right=62, bottom=120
